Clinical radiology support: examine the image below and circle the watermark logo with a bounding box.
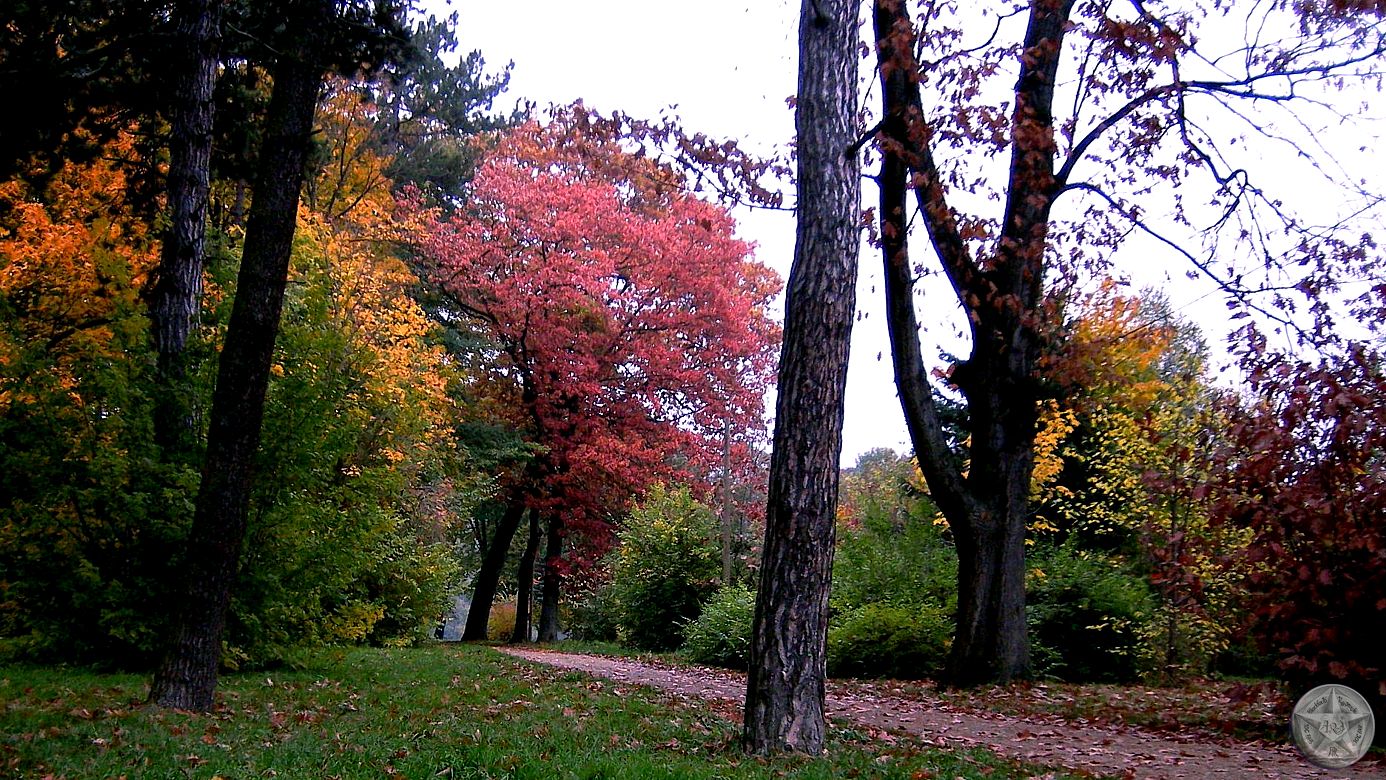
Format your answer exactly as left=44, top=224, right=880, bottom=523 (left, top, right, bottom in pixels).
left=1291, top=683, right=1375, bottom=769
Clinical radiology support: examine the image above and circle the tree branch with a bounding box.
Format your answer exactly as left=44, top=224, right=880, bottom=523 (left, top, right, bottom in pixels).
left=873, top=0, right=980, bottom=304
left=1056, top=181, right=1310, bottom=340
left=1055, top=84, right=1177, bottom=192
left=873, top=0, right=975, bottom=523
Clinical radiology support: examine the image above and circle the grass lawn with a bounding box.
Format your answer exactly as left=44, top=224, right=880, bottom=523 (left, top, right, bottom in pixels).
left=0, top=643, right=1075, bottom=779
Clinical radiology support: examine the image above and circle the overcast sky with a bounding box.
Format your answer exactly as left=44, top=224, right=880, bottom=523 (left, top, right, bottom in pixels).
left=430, top=0, right=916, bottom=465
left=423, top=0, right=1385, bottom=467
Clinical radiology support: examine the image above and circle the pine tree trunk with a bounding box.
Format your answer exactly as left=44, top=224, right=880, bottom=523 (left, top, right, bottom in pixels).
left=537, top=515, right=564, bottom=643
left=149, top=0, right=218, bottom=452
left=462, top=498, right=526, bottom=641
left=509, top=510, right=542, bottom=644
left=147, top=51, right=323, bottom=712
left=743, top=0, right=860, bottom=755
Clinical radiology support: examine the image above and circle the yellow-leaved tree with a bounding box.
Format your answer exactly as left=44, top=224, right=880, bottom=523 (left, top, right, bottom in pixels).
left=1035, top=281, right=1245, bottom=681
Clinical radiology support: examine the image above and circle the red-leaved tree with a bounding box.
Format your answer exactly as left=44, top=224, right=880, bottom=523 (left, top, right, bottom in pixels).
left=1210, top=341, right=1386, bottom=700
left=418, top=120, right=780, bottom=640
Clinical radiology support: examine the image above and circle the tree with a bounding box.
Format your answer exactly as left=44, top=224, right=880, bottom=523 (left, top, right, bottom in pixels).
left=870, top=0, right=1386, bottom=685
left=0, top=132, right=176, bottom=664
left=420, top=119, right=779, bottom=644
left=0, top=0, right=164, bottom=182
left=226, top=158, right=475, bottom=663
left=1210, top=343, right=1386, bottom=701
left=743, top=0, right=860, bottom=756
left=460, top=496, right=527, bottom=641
left=146, top=0, right=219, bottom=452
left=148, top=0, right=411, bottom=711
left=606, top=484, right=720, bottom=651
left=1037, top=286, right=1238, bottom=679
left=370, top=12, right=525, bottom=203
left=0, top=90, right=472, bottom=669
left=508, top=509, right=542, bottom=643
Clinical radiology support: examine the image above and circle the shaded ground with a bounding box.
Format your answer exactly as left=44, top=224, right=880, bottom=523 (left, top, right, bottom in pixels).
left=498, top=647, right=1386, bottom=780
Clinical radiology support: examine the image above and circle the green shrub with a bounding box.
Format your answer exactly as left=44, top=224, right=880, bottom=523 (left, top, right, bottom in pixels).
left=827, top=603, right=951, bottom=679
left=681, top=585, right=755, bottom=669
left=566, top=580, right=621, bottom=642
left=831, top=499, right=956, bottom=615
left=1026, top=544, right=1154, bottom=683
left=607, top=484, right=720, bottom=651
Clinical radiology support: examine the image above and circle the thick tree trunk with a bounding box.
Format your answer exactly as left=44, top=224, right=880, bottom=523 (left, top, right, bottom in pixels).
left=947, top=349, right=1038, bottom=683
left=147, top=52, right=323, bottom=712
left=743, top=0, right=860, bottom=756
left=509, top=510, right=542, bottom=644
left=462, top=498, right=526, bottom=641
left=947, top=484, right=1031, bottom=684
left=536, top=515, right=564, bottom=643
left=873, top=0, right=1071, bottom=687
left=149, top=0, right=219, bottom=451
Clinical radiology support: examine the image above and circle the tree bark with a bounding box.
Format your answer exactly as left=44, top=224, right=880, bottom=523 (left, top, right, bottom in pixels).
left=721, top=419, right=734, bottom=584
left=509, top=509, right=542, bottom=644
left=536, top=515, right=564, bottom=643
left=149, top=0, right=219, bottom=452
left=147, top=48, right=323, bottom=712
left=743, top=0, right=860, bottom=755
left=462, top=497, right=526, bottom=641
left=872, top=0, right=1073, bottom=686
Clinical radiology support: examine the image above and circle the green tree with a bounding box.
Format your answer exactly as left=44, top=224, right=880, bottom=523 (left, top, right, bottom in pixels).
left=149, top=0, right=413, bottom=711
left=0, top=134, right=191, bottom=665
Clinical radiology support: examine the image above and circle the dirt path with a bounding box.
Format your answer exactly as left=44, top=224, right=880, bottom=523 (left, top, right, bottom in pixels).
left=497, top=647, right=1385, bottom=780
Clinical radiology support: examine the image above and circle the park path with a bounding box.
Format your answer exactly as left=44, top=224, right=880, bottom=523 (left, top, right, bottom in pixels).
left=496, top=647, right=1385, bottom=780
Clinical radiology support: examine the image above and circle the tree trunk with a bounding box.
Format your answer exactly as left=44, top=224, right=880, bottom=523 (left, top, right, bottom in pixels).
left=743, top=0, right=860, bottom=755
left=947, top=347, right=1038, bottom=683
left=462, top=498, right=526, bottom=641
left=872, top=0, right=1072, bottom=687
left=947, top=481, right=1031, bottom=684
left=536, top=515, right=564, bottom=643
left=509, top=510, right=542, bottom=644
left=147, top=50, right=323, bottom=712
left=721, top=418, right=734, bottom=584
left=149, top=0, right=219, bottom=452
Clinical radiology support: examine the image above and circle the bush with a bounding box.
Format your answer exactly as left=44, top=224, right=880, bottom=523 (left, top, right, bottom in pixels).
left=831, top=498, right=956, bottom=616
left=827, top=603, right=951, bottom=680
left=607, top=484, right=720, bottom=651
left=488, top=601, right=517, bottom=642
left=566, top=580, right=621, bottom=642
left=681, top=585, right=755, bottom=669
left=1026, top=544, right=1154, bottom=683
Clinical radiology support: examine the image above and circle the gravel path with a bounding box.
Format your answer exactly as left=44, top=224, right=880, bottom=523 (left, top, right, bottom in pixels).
left=496, top=647, right=1386, bottom=780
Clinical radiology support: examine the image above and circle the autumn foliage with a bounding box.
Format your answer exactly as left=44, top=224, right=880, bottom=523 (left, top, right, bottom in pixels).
left=419, top=119, right=779, bottom=564
left=1210, top=345, right=1386, bottom=697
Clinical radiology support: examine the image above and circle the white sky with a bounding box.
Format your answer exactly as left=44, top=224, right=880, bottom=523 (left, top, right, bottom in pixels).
left=432, top=0, right=914, bottom=465
left=426, top=0, right=1385, bottom=467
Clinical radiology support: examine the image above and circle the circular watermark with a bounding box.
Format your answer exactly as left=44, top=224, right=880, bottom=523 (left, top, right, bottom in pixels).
left=1291, top=683, right=1375, bottom=769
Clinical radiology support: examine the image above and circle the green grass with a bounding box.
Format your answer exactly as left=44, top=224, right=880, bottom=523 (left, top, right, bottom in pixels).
left=0, top=643, right=1080, bottom=779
